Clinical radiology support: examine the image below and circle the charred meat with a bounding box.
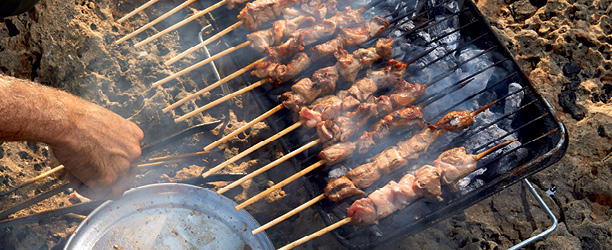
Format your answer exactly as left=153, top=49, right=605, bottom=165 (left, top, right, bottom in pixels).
left=239, top=0, right=301, bottom=30
left=318, top=106, right=424, bottom=164
left=324, top=109, right=477, bottom=201
left=282, top=39, right=393, bottom=112
left=348, top=146, right=485, bottom=225
left=433, top=147, right=477, bottom=184
left=251, top=52, right=312, bottom=85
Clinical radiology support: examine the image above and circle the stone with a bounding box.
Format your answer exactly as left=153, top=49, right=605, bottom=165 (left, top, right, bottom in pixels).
left=510, top=0, right=539, bottom=21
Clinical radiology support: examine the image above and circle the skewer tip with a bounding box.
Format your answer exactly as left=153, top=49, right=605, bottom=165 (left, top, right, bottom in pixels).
left=471, top=98, right=501, bottom=117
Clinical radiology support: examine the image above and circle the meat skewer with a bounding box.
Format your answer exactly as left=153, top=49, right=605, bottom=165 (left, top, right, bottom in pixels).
left=164, top=2, right=451, bottom=114
left=220, top=87, right=425, bottom=196
left=318, top=105, right=425, bottom=164
left=238, top=99, right=501, bottom=231
left=324, top=102, right=499, bottom=202
left=200, top=43, right=395, bottom=178
left=234, top=100, right=498, bottom=211
left=205, top=42, right=494, bottom=194
left=165, top=0, right=361, bottom=64
left=153, top=8, right=386, bottom=91
left=158, top=42, right=396, bottom=164
left=278, top=141, right=515, bottom=249
left=130, top=0, right=305, bottom=47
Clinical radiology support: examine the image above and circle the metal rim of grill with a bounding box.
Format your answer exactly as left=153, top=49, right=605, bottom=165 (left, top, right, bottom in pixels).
left=210, top=0, right=569, bottom=248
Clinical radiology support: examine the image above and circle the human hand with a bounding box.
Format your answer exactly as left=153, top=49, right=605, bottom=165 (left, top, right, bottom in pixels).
left=50, top=99, right=144, bottom=199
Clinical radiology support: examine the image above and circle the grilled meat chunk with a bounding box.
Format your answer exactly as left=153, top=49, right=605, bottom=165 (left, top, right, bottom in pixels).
left=238, top=0, right=300, bottom=30
left=414, top=165, right=442, bottom=200
left=357, top=106, right=424, bottom=154
left=267, top=36, right=304, bottom=61
left=318, top=141, right=356, bottom=164
left=318, top=106, right=424, bottom=163
left=348, top=198, right=377, bottom=224
left=311, top=38, right=344, bottom=60
left=341, top=16, right=390, bottom=46
left=247, top=16, right=314, bottom=53
left=348, top=174, right=419, bottom=225
left=298, top=95, right=343, bottom=127
left=324, top=176, right=365, bottom=202
left=252, top=53, right=311, bottom=84
left=433, top=147, right=477, bottom=184
left=282, top=65, right=339, bottom=112
left=433, top=110, right=474, bottom=132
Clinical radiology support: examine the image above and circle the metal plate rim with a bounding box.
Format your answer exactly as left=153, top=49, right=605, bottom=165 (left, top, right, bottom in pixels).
left=64, top=183, right=274, bottom=250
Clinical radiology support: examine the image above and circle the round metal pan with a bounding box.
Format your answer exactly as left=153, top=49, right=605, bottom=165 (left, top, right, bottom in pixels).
left=64, top=183, right=274, bottom=250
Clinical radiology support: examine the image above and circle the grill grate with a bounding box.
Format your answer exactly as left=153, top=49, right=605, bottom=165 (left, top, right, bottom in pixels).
left=0, top=0, right=567, bottom=248
left=200, top=0, right=568, bottom=248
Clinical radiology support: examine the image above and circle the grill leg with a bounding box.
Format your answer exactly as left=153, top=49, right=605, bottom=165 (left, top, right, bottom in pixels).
left=508, top=179, right=558, bottom=250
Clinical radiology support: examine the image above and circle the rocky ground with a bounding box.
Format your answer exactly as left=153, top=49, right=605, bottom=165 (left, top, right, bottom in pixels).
left=0, top=0, right=609, bottom=249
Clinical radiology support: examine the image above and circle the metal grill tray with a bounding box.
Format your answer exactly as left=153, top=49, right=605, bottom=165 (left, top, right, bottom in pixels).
left=201, top=0, right=568, bottom=248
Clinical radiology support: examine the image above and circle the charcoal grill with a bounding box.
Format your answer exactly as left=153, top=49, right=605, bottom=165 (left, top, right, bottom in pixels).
left=0, top=0, right=567, bottom=248
left=175, top=0, right=568, bottom=248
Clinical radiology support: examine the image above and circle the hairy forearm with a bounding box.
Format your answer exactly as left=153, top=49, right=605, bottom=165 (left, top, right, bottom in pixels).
left=0, top=74, right=144, bottom=196
left=0, top=74, right=79, bottom=145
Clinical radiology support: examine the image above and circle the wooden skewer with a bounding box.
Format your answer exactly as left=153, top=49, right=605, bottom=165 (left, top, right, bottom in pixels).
left=252, top=194, right=325, bottom=234
left=176, top=79, right=268, bottom=121
left=471, top=98, right=500, bottom=117
left=146, top=151, right=207, bottom=162
left=151, top=41, right=251, bottom=88
left=1, top=156, right=180, bottom=196
left=117, top=0, right=162, bottom=23
left=202, top=121, right=304, bottom=178
left=203, top=104, right=284, bottom=152
left=165, top=21, right=244, bottom=65
left=275, top=139, right=517, bottom=250
left=278, top=217, right=352, bottom=250
left=163, top=57, right=267, bottom=113
left=114, top=0, right=199, bottom=45
left=26, top=165, right=65, bottom=183
left=235, top=159, right=325, bottom=210
left=150, top=104, right=283, bottom=162
left=135, top=0, right=230, bottom=48
left=255, top=140, right=518, bottom=238
left=65, top=213, right=88, bottom=220
left=217, top=139, right=321, bottom=194
left=0, top=165, right=67, bottom=197
left=475, top=139, right=515, bottom=160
